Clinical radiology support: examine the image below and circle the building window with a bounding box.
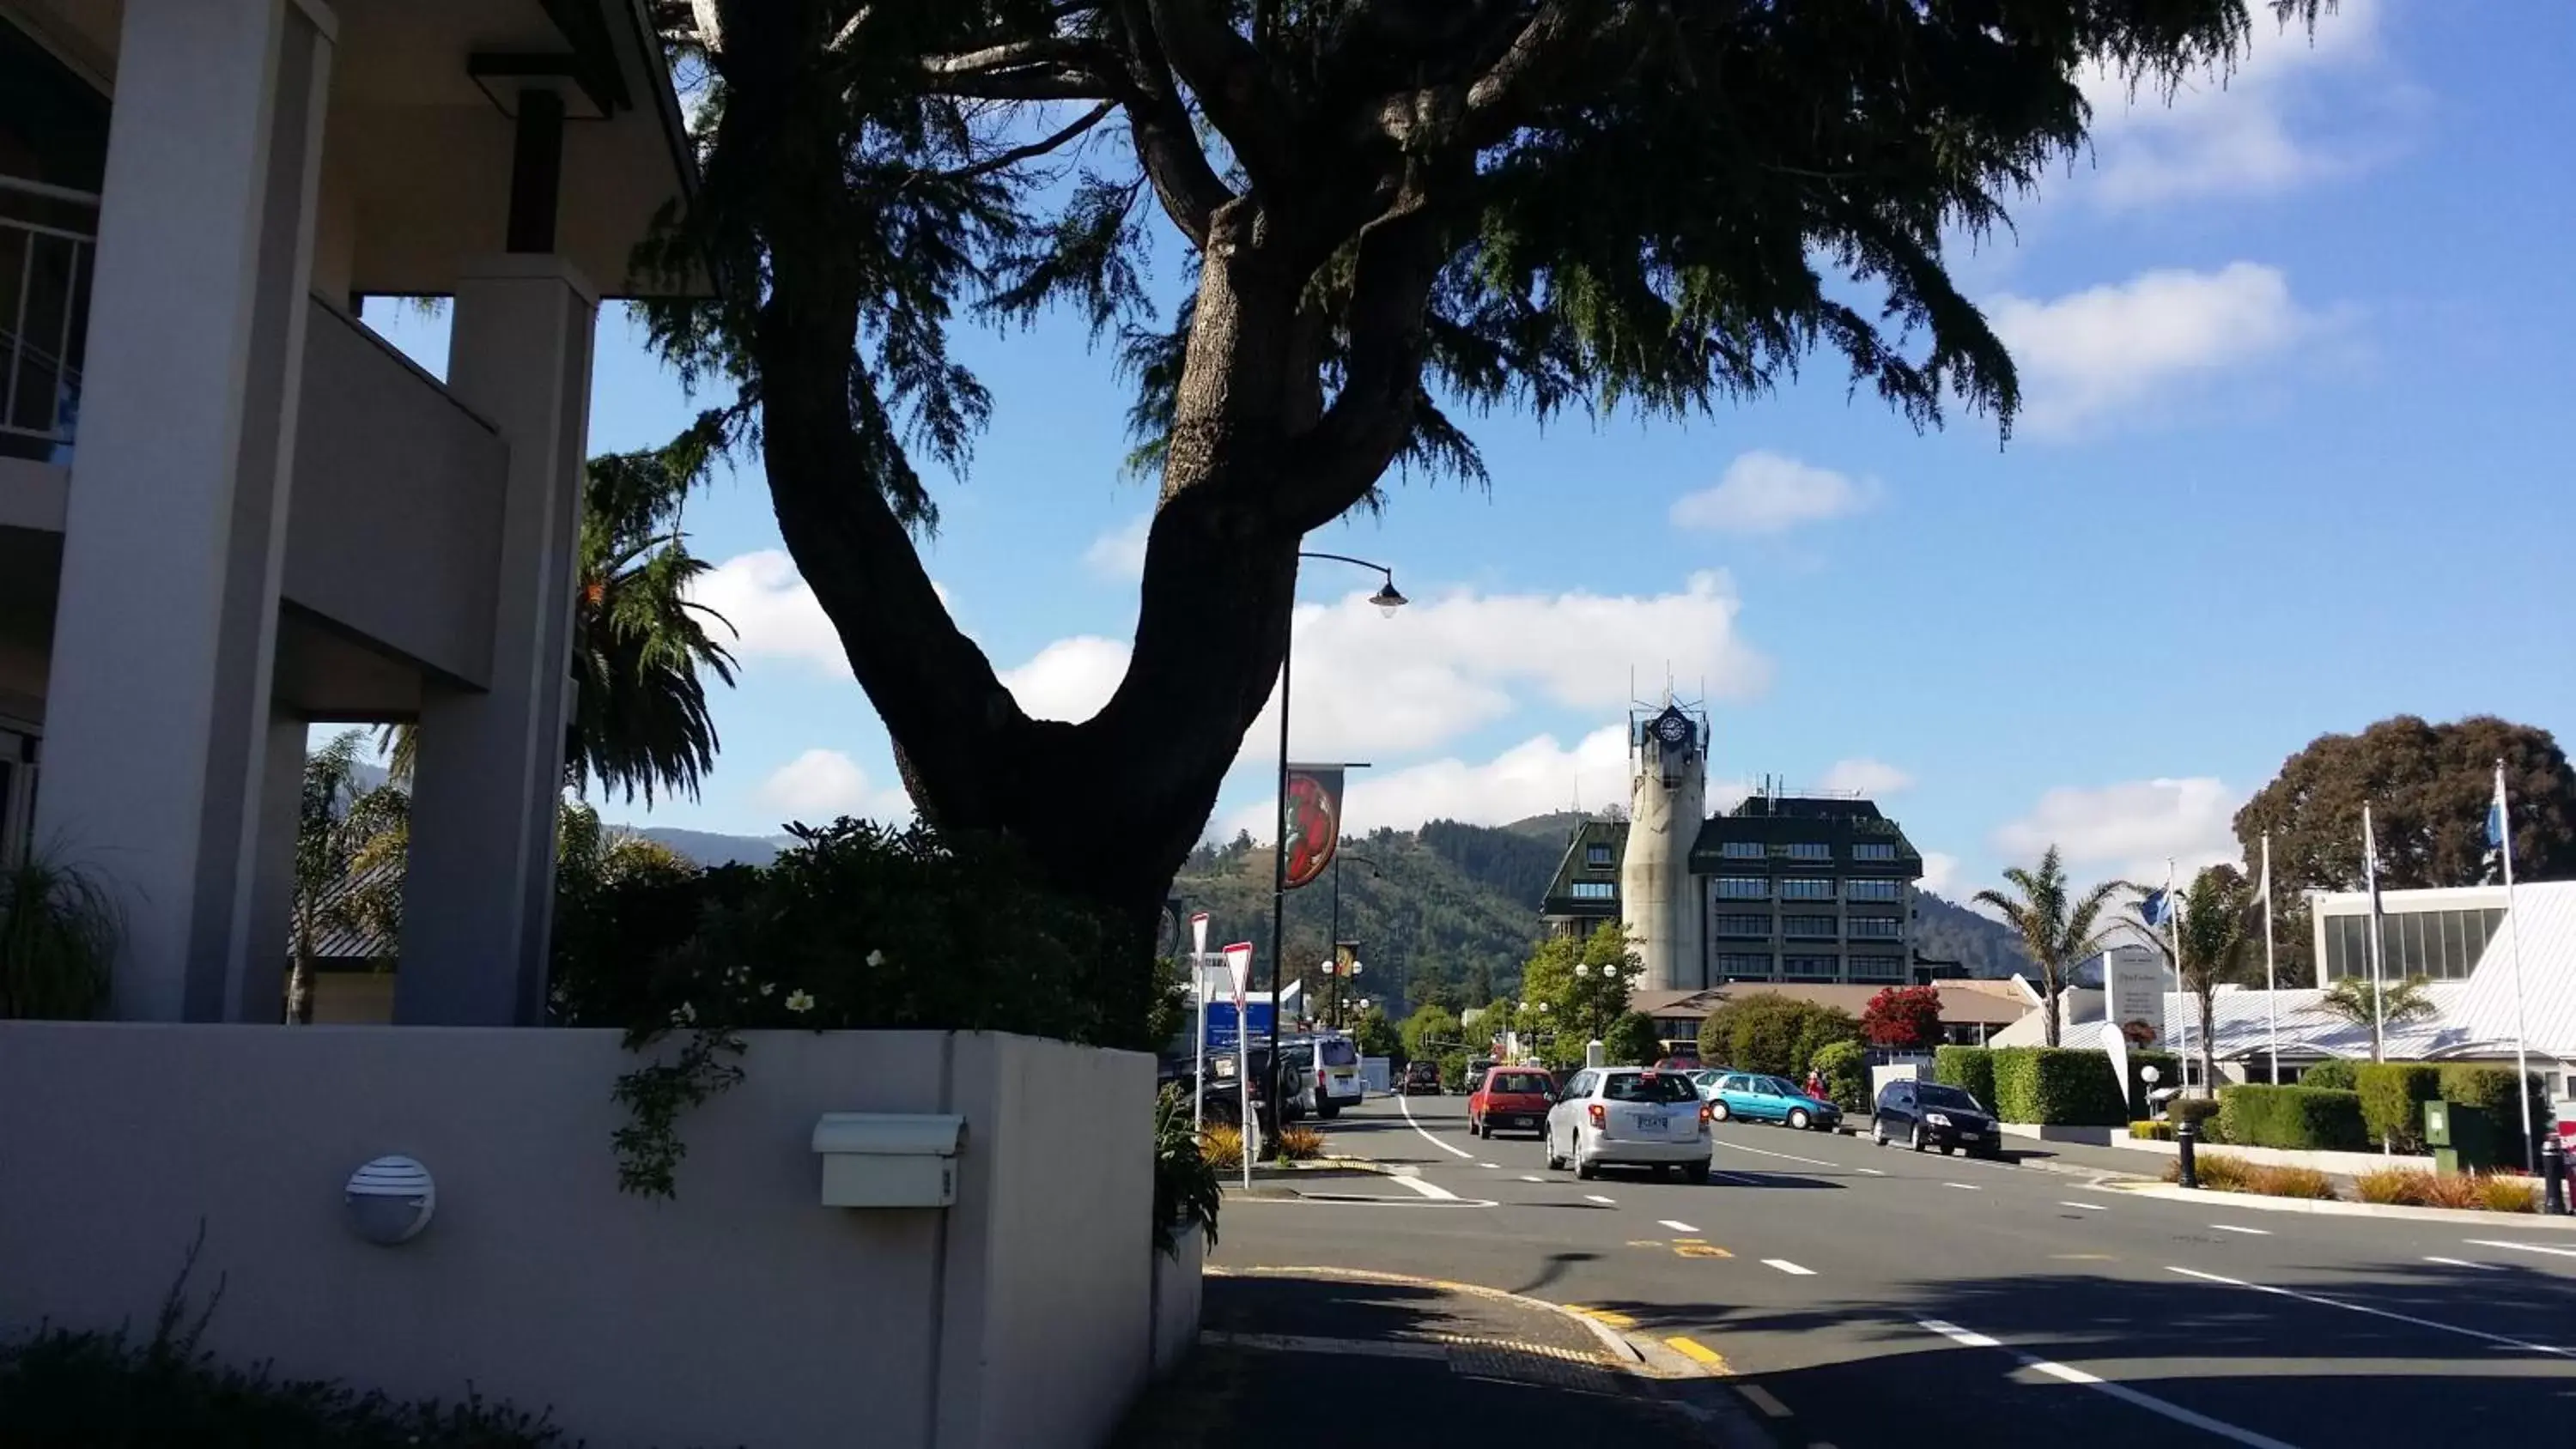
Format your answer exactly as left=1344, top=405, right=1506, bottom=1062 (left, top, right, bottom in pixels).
left=1783, top=915, right=1838, bottom=938
left=1720, top=840, right=1764, bottom=859
left=1716, top=877, right=1769, bottom=900
left=1848, top=917, right=1903, bottom=939
left=1568, top=881, right=1616, bottom=900
left=1784, top=842, right=1832, bottom=860
left=1850, top=956, right=1905, bottom=979
left=1846, top=879, right=1903, bottom=902
left=1711, top=913, right=1771, bottom=937
left=2319, top=906, right=2504, bottom=983
left=1783, top=955, right=1838, bottom=979
left=1585, top=843, right=1613, bottom=867
left=1852, top=842, right=1897, bottom=861
left=1716, top=953, right=1774, bottom=980
left=1779, top=877, right=1835, bottom=900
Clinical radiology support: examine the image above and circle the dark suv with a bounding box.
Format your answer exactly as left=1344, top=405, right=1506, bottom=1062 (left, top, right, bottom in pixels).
left=1874, top=1079, right=2001, bottom=1156
left=1401, top=1060, right=1443, bottom=1094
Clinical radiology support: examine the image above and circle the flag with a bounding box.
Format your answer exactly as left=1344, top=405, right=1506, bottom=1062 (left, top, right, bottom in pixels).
left=2362, top=803, right=2382, bottom=919
left=2489, top=767, right=2510, bottom=852
left=2139, top=888, right=2172, bottom=929
left=1279, top=765, right=1346, bottom=891
left=2253, top=837, right=2271, bottom=916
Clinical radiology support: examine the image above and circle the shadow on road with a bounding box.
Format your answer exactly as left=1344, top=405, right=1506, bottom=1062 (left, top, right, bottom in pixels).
left=1704, top=1171, right=1844, bottom=1191
left=1509, top=1249, right=1600, bottom=1299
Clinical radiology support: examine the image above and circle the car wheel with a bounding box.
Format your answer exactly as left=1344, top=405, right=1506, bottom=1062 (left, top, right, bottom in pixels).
left=1576, top=1154, right=1599, bottom=1180
left=1696, top=1159, right=1712, bottom=1182
left=1318, top=1100, right=1340, bottom=1120
left=1942, top=1144, right=1958, bottom=1155
left=1911, top=1125, right=1929, bottom=1153
left=1477, top=1119, right=1492, bottom=1139
left=1545, top=1132, right=1566, bottom=1171
left=1787, top=1107, right=1811, bottom=1131
left=1710, top=1100, right=1729, bottom=1122
left=1872, top=1121, right=1888, bottom=1147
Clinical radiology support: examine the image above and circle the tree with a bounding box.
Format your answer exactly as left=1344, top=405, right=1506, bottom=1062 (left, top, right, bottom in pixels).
left=1698, top=993, right=1857, bottom=1079
left=1351, top=1003, right=1403, bottom=1064
left=2318, top=974, right=2439, bottom=1039
left=2123, top=865, right=2258, bottom=1082
left=289, top=729, right=409, bottom=1024
left=1518, top=923, right=1644, bottom=1044
left=1602, top=1011, right=1661, bottom=1068
left=383, top=442, right=740, bottom=806
left=1811, top=1040, right=1870, bottom=1113
left=1400, top=1003, right=1461, bottom=1065
left=1861, top=985, right=1943, bottom=1052
left=642, top=1, right=2309, bottom=977
left=1975, top=846, right=2126, bottom=1048
left=2233, top=716, right=2576, bottom=985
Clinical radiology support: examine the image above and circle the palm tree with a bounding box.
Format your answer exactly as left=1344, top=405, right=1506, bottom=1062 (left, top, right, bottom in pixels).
left=1974, top=846, right=2127, bottom=1048
left=290, top=730, right=408, bottom=1024
left=2125, top=866, right=2258, bottom=1091
left=380, top=440, right=737, bottom=803
left=2318, top=973, right=2438, bottom=1056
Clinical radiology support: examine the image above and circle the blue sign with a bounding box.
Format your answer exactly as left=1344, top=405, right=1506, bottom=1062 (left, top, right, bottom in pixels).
left=1204, top=1000, right=1274, bottom=1052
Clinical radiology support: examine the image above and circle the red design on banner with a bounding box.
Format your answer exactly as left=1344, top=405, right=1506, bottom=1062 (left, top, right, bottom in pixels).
left=1281, top=768, right=1344, bottom=891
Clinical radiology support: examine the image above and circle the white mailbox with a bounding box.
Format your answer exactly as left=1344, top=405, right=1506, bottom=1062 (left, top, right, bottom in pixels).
left=811, top=1113, right=967, bottom=1208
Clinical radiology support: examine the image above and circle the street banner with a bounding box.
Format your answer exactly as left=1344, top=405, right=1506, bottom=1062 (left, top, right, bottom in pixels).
left=1281, top=764, right=1346, bottom=891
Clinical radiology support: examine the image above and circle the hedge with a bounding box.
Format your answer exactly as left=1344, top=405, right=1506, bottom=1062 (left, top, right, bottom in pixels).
left=2300, top=1059, right=2357, bottom=1091
left=2354, top=1064, right=2440, bottom=1151
left=2439, top=1064, right=2545, bottom=1125
left=1933, top=1046, right=1995, bottom=1110
left=1812, top=1040, right=1870, bottom=1112
left=2217, top=1084, right=2368, bottom=1151
left=1990, top=1047, right=2132, bottom=1126
left=2168, top=1095, right=2226, bottom=1140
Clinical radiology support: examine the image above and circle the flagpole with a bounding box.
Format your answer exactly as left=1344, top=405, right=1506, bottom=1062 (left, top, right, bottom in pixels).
left=2166, top=858, right=2187, bottom=1095
left=2363, top=802, right=2386, bottom=1063
left=2262, top=833, right=2281, bottom=1086
left=2499, top=760, right=2537, bottom=1173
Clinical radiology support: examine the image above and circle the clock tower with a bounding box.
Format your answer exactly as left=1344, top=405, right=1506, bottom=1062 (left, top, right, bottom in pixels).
left=1622, top=701, right=1708, bottom=991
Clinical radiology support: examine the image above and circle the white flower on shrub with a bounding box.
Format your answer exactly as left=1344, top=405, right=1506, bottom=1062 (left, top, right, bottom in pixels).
left=759, top=982, right=775, bottom=997
left=671, top=1002, right=696, bottom=1027
left=866, top=949, right=885, bottom=967
left=787, top=990, right=816, bottom=1014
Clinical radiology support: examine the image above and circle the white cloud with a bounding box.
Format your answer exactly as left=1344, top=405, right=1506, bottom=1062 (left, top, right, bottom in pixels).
left=755, top=749, right=911, bottom=822
left=999, top=573, right=1772, bottom=767
left=2075, top=0, right=2385, bottom=209
left=1991, top=777, right=2244, bottom=888
left=1819, top=757, right=1913, bottom=798
left=690, top=550, right=850, bottom=677
left=1082, top=514, right=1151, bottom=582
left=1918, top=851, right=1963, bottom=902
left=1670, top=452, right=1880, bottom=535
left=1989, top=264, right=2315, bottom=434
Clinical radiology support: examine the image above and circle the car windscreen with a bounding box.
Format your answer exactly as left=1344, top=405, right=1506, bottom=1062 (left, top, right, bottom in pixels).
left=1917, top=1084, right=1982, bottom=1111
left=1490, top=1072, right=1552, bottom=1095
left=1603, top=1073, right=1700, bottom=1104
left=1320, top=1039, right=1359, bottom=1067
left=1757, top=1076, right=1801, bottom=1098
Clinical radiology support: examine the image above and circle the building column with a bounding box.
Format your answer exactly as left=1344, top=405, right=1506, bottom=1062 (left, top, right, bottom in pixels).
left=238, top=714, right=307, bottom=1022
left=32, top=0, right=334, bottom=1021
left=394, top=254, right=595, bottom=1026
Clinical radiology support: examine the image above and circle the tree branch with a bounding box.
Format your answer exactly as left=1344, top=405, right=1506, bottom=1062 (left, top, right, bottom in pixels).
left=1145, top=0, right=1306, bottom=193
left=941, top=100, right=1116, bottom=181
left=1461, top=0, right=1649, bottom=147
left=1109, top=1, right=1233, bottom=248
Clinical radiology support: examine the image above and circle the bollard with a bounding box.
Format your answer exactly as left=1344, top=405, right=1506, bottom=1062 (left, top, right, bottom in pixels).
left=2176, top=1120, right=2200, bottom=1191
left=2545, top=1132, right=2568, bottom=1216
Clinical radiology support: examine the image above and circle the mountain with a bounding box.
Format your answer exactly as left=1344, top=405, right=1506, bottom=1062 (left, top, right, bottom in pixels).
left=1913, top=891, right=2033, bottom=979
left=635, top=826, right=793, bottom=868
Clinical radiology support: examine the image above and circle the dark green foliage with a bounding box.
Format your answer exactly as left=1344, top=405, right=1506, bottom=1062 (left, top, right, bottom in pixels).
left=1417, top=820, right=1569, bottom=912
left=1603, top=1011, right=1662, bottom=1069
left=2301, top=1059, right=2358, bottom=1091
left=1990, top=1048, right=2132, bottom=1126
left=2217, top=1085, right=2368, bottom=1152
left=1350, top=1004, right=1403, bottom=1064
left=2168, top=1096, right=2227, bottom=1142
left=2439, top=1065, right=2546, bottom=1131
left=1400, top=1004, right=1463, bottom=1065
left=1911, top=894, right=2035, bottom=979
left=1811, top=1040, right=1870, bottom=1113
left=1153, top=1083, right=1220, bottom=1256
left=2354, top=1064, right=2442, bottom=1151
left=1934, top=1046, right=1996, bottom=1110
left=1698, top=995, right=1859, bottom=1078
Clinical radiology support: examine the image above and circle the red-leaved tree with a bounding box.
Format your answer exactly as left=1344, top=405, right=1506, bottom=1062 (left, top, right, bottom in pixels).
left=1861, top=986, right=1944, bottom=1052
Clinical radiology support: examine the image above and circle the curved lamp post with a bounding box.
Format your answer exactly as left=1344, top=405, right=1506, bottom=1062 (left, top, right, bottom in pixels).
left=1266, top=553, right=1405, bottom=1154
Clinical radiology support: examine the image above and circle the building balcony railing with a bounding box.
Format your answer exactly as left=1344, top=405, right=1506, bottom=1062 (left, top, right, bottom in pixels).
left=0, top=176, right=96, bottom=467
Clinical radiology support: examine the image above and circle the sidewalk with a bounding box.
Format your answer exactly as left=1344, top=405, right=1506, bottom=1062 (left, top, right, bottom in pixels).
left=1110, top=1268, right=1770, bottom=1447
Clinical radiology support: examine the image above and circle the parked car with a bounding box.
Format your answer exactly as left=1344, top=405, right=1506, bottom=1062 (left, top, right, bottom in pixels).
left=1654, top=1053, right=1704, bottom=1073
left=1401, top=1060, right=1443, bottom=1094
left=1458, top=1057, right=1498, bottom=1093
left=1303, top=1032, right=1365, bottom=1118
left=1470, top=1066, right=1559, bottom=1138
left=1686, top=1066, right=1734, bottom=1099
left=1873, top=1079, right=2002, bottom=1156
left=1705, top=1071, right=1842, bottom=1131
left=1545, top=1066, right=1711, bottom=1181
left=1200, top=1046, right=1307, bottom=1126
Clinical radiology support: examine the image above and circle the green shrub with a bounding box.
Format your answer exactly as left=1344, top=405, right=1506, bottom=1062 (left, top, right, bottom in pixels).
left=2354, top=1064, right=2441, bottom=1151
left=1990, top=1047, right=2129, bottom=1125
left=2478, top=1173, right=2540, bottom=1214
left=2243, top=1163, right=2336, bottom=1200
left=1603, top=1010, right=1662, bottom=1067
left=1154, top=1084, right=1221, bottom=1255
left=1702, top=995, right=1859, bottom=1078
left=2439, top=1065, right=2545, bottom=1122
left=2129, top=1119, right=2172, bottom=1141
left=1811, top=1040, right=1869, bottom=1112
left=2217, top=1084, right=2367, bottom=1151
left=1934, top=1046, right=1995, bottom=1110
left=2300, top=1059, right=2357, bottom=1091
left=2167, top=1095, right=2227, bottom=1141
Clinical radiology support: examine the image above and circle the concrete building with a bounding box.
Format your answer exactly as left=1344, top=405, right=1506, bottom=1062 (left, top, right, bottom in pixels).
left=0, top=0, right=692, bottom=1023
left=1540, top=740, right=1928, bottom=991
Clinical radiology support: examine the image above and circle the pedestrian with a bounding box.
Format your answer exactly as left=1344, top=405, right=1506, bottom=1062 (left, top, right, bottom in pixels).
left=1805, top=1067, right=1826, bottom=1101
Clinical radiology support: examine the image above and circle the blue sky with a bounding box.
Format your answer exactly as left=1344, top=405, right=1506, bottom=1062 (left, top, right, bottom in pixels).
left=360, top=0, right=2573, bottom=903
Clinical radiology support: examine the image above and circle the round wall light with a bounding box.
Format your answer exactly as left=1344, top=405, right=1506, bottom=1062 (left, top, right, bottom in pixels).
left=345, top=1155, right=435, bottom=1246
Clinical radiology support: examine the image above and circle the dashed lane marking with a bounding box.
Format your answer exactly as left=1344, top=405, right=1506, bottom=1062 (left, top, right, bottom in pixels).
left=2060, top=1200, right=2109, bottom=1211
left=1584, top=1193, right=1617, bottom=1205
left=1664, top=1336, right=1729, bottom=1373
left=1660, top=1219, right=1702, bottom=1234
left=2210, top=1224, right=2270, bottom=1235
left=2050, top=1253, right=2117, bottom=1261
left=1942, top=1182, right=1981, bottom=1191
left=2424, top=1256, right=2500, bottom=1270
left=1763, top=1258, right=1815, bottom=1276
left=1395, top=1093, right=1478, bottom=1159
left=2168, top=1264, right=2574, bottom=1358
left=1713, top=1139, right=1838, bottom=1168
left=1856, top=1167, right=1886, bottom=1175
left=2465, top=1237, right=2576, bottom=1260
left=1737, top=1384, right=1794, bottom=1418
left=1479, top=1161, right=1502, bottom=1170
left=1916, top=1319, right=2297, bottom=1449
left=1520, top=1174, right=1546, bottom=1183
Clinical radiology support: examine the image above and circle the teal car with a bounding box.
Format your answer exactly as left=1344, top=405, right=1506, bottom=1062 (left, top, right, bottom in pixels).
left=1707, top=1072, right=1843, bottom=1132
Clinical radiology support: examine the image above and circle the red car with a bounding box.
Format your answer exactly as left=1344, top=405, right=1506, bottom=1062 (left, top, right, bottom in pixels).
left=1470, top=1066, right=1559, bottom=1139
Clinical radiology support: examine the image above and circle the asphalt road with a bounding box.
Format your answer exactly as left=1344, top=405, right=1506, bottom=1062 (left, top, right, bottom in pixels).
left=1212, top=1090, right=2576, bottom=1449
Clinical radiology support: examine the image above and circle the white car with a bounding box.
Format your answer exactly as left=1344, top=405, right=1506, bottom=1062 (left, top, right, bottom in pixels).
left=1545, top=1066, right=1712, bottom=1182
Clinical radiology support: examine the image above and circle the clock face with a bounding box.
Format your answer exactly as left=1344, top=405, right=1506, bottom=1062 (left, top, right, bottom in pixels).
left=1655, top=712, right=1691, bottom=746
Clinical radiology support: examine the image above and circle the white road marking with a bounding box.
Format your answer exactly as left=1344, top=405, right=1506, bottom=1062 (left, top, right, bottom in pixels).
left=2424, top=1256, right=2500, bottom=1270
left=1916, top=1319, right=2298, bottom=1449
left=1856, top=1167, right=1886, bottom=1176
left=1584, top=1193, right=1617, bottom=1205
left=1714, top=1139, right=1837, bottom=1168
left=1660, top=1219, right=1702, bottom=1234
left=1712, top=1170, right=1761, bottom=1185
left=2167, top=1264, right=2573, bottom=1358
left=1395, top=1093, right=1477, bottom=1159
left=1391, top=1173, right=1461, bottom=1202
left=2466, top=1237, right=2576, bottom=1260
left=1763, top=1258, right=1816, bottom=1276
left=1738, top=1385, right=1794, bottom=1419
left=1479, top=1161, right=1502, bottom=1170
left=2209, top=1224, right=2270, bottom=1236
left=1520, top=1174, right=1546, bottom=1183
left=1942, top=1182, right=1981, bottom=1191
left=2059, top=1201, right=2109, bottom=1211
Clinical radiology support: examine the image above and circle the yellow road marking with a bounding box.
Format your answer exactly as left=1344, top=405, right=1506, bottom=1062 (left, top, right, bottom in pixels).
left=1739, top=1383, right=1794, bottom=1418
left=1625, top=1239, right=1667, bottom=1248
left=1676, top=1244, right=1733, bottom=1258
left=1665, top=1335, right=1729, bottom=1373
left=1571, top=1306, right=1642, bottom=1330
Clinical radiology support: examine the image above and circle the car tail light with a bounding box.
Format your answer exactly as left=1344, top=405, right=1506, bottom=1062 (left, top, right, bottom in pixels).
left=1588, top=1103, right=1605, bottom=1129
left=1699, top=1102, right=1714, bottom=1124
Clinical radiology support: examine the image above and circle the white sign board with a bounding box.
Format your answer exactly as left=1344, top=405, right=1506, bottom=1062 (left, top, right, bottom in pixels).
left=2105, top=945, right=2166, bottom=1051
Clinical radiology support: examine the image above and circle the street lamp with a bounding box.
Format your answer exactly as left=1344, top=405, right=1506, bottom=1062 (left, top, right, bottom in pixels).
left=1266, top=551, right=1406, bottom=1156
